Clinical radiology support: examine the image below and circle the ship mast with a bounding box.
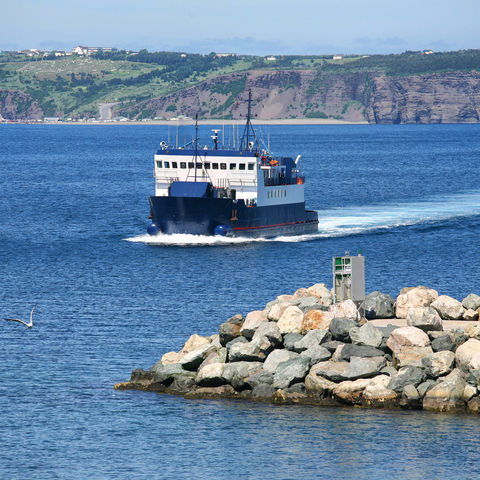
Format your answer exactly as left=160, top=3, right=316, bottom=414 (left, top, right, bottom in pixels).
left=239, top=88, right=257, bottom=152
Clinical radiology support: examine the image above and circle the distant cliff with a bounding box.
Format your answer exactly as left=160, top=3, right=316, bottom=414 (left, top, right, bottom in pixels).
left=116, top=70, right=480, bottom=124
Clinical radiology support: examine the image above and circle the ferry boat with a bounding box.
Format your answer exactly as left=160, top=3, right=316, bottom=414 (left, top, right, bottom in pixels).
left=147, top=91, right=318, bottom=238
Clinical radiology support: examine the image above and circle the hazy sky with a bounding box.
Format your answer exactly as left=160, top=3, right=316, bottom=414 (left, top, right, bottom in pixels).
left=1, top=0, right=478, bottom=55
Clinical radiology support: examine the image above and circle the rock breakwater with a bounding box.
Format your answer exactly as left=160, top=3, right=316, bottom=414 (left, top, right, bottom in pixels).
left=115, top=285, right=480, bottom=414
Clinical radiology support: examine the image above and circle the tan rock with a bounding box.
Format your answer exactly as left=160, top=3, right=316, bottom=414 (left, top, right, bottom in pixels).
left=333, top=378, right=371, bottom=403
left=422, top=350, right=455, bottom=378
left=423, top=369, right=466, bottom=412
left=305, top=373, right=336, bottom=397
left=464, top=324, right=480, bottom=339
left=196, top=363, right=226, bottom=387
left=306, top=283, right=334, bottom=306
left=395, top=286, right=438, bottom=319
left=277, top=306, right=304, bottom=334
left=267, top=302, right=290, bottom=322
left=394, top=346, right=433, bottom=368
left=431, top=295, right=465, bottom=320
left=181, top=334, right=211, bottom=354
left=302, top=309, right=334, bottom=332
left=161, top=351, right=184, bottom=365
left=455, top=338, right=480, bottom=370
left=240, top=310, right=267, bottom=339
left=293, top=287, right=310, bottom=299
left=463, top=309, right=479, bottom=321
left=386, top=326, right=430, bottom=354
left=463, top=384, right=477, bottom=402
left=362, top=375, right=398, bottom=404
left=406, top=306, right=443, bottom=332
left=329, top=299, right=359, bottom=320
left=277, top=294, right=294, bottom=302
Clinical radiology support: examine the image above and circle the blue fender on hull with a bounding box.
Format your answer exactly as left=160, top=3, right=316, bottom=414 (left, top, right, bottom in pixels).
left=147, top=222, right=159, bottom=235
left=214, top=224, right=233, bottom=236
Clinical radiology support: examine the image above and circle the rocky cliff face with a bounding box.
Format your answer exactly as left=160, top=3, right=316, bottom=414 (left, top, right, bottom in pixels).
left=120, top=69, right=480, bottom=124
left=0, top=90, right=42, bottom=121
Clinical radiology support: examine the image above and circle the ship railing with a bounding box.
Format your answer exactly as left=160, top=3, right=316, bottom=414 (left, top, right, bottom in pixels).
left=263, top=176, right=304, bottom=187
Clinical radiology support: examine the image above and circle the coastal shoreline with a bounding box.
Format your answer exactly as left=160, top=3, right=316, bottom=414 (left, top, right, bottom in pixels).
left=115, top=285, right=480, bottom=415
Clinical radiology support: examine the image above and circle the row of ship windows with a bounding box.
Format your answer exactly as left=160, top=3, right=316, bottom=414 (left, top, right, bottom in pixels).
left=156, top=161, right=255, bottom=171
left=267, top=189, right=287, bottom=198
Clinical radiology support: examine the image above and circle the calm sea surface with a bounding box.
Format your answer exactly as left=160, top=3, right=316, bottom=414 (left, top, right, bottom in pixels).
left=1, top=124, right=480, bottom=479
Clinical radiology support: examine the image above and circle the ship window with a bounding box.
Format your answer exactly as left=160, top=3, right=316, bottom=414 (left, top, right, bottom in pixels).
left=164, top=161, right=170, bottom=168
left=230, top=163, right=236, bottom=170
left=180, top=162, right=186, bottom=169
left=156, top=161, right=162, bottom=168
left=205, top=162, right=210, bottom=169
left=248, top=163, right=255, bottom=170
left=220, top=163, right=226, bottom=170
left=212, top=163, right=219, bottom=169
left=239, top=163, right=246, bottom=170
left=194, top=162, right=201, bottom=169
left=172, top=162, right=178, bottom=168
left=188, top=162, right=194, bottom=168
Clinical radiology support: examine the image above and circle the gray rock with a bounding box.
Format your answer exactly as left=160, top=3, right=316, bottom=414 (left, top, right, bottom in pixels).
left=349, top=322, right=383, bottom=348
left=417, top=380, right=437, bottom=398
left=245, top=370, right=274, bottom=389
left=423, top=368, right=467, bottom=412
left=339, top=344, right=385, bottom=361
left=251, top=383, right=275, bottom=400
left=151, top=363, right=189, bottom=386
left=296, top=296, right=322, bottom=312
left=228, top=335, right=273, bottom=362
left=273, top=357, right=311, bottom=389
left=462, top=293, right=480, bottom=311
left=314, top=361, right=350, bottom=382
left=422, top=351, right=455, bottom=378
left=343, top=356, right=387, bottom=380
left=329, top=317, right=357, bottom=342
left=293, top=329, right=331, bottom=352
left=406, top=306, right=443, bottom=332
left=168, top=372, right=197, bottom=393
left=196, top=363, right=227, bottom=387
left=219, top=313, right=244, bottom=346
left=431, top=295, right=465, bottom=320
left=361, top=291, right=395, bottom=319
left=388, top=366, right=426, bottom=393
left=283, top=332, right=304, bottom=350
left=322, top=340, right=345, bottom=353
left=264, top=349, right=299, bottom=374
left=286, top=382, right=306, bottom=394
left=466, top=369, right=480, bottom=386
left=401, top=384, right=420, bottom=408
left=450, top=330, right=469, bottom=351
left=252, top=321, right=282, bottom=347
left=300, top=345, right=332, bottom=366
left=181, top=344, right=213, bottom=371
left=222, top=362, right=263, bottom=390
left=431, top=334, right=454, bottom=352
left=226, top=336, right=248, bottom=352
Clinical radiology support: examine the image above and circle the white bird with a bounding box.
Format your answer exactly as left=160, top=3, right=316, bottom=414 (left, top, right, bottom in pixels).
left=4, top=304, right=37, bottom=328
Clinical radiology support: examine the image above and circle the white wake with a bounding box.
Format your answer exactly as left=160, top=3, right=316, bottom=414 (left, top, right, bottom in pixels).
left=125, top=190, right=480, bottom=246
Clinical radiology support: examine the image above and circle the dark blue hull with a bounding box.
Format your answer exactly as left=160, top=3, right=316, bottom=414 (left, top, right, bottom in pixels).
left=149, top=196, right=318, bottom=238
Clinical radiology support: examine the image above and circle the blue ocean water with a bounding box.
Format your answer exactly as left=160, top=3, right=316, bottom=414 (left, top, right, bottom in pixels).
left=1, top=123, right=480, bottom=479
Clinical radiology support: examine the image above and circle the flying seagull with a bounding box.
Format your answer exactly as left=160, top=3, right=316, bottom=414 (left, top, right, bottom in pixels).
left=4, top=304, right=37, bottom=328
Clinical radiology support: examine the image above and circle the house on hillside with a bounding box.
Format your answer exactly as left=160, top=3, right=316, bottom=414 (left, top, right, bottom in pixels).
left=333, top=54, right=343, bottom=60
left=265, top=56, right=276, bottom=61
left=73, top=46, right=88, bottom=55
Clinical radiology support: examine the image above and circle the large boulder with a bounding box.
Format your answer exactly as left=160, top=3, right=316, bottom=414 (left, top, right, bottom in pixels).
left=342, top=356, right=387, bottom=380
left=302, top=309, right=334, bottom=332
left=277, top=306, right=304, bottom=334
left=386, top=326, right=430, bottom=354
left=228, top=335, right=272, bottom=362
left=196, top=363, right=226, bottom=387
left=300, top=345, right=332, bottom=366
left=406, top=307, right=443, bottom=332
left=395, top=286, right=438, bottom=318
left=338, top=344, right=385, bottom=361
left=252, top=321, right=282, bottom=346
left=272, top=357, right=311, bottom=389
left=151, top=363, right=191, bottom=386
left=462, top=293, right=480, bottom=311
left=362, top=375, right=398, bottom=406
left=431, top=295, right=465, bottom=320
left=329, top=299, right=359, bottom=321
left=423, top=369, right=466, bottom=412
left=333, top=378, right=371, bottom=404
left=455, top=338, right=480, bottom=371
left=394, top=346, right=433, bottom=368
left=463, top=309, right=479, bottom=321
left=388, top=366, right=426, bottom=393
left=431, top=334, right=454, bottom=352
left=422, top=351, right=455, bottom=378
left=314, top=360, right=350, bottom=382
left=361, top=291, right=395, bottom=319
left=329, top=317, right=357, bottom=342
left=222, top=361, right=263, bottom=390
left=296, top=296, right=322, bottom=313
left=306, top=283, right=334, bottom=306
left=283, top=332, right=304, bottom=350
left=293, top=329, right=330, bottom=352
left=349, top=322, right=383, bottom=348
left=161, top=333, right=212, bottom=365
left=219, top=314, right=244, bottom=346
left=267, top=302, right=291, bottom=322
left=180, top=344, right=214, bottom=371
left=263, top=349, right=299, bottom=374
left=305, top=372, right=336, bottom=398
left=244, top=370, right=274, bottom=389
left=240, top=310, right=267, bottom=339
